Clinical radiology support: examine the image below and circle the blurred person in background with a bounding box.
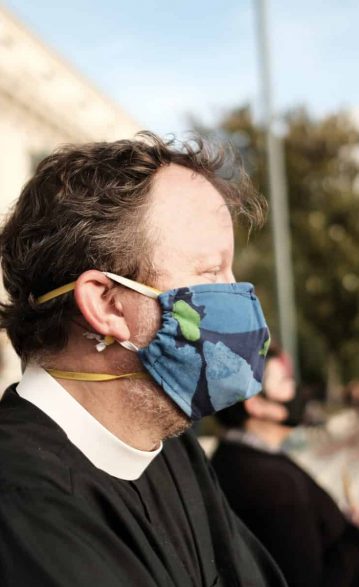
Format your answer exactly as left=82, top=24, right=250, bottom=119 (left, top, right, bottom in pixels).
left=0, top=134, right=286, bottom=586
left=211, top=344, right=359, bottom=587
left=343, top=380, right=359, bottom=408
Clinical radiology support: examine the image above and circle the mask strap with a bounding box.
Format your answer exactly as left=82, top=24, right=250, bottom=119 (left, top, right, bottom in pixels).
left=35, top=272, right=161, bottom=305
left=46, top=369, right=151, bottom=382
left=103, top=272, right=161, bottom=299
left=119, top=340, right=139, bottom=352
left=36, top=281, right=77, bottom=304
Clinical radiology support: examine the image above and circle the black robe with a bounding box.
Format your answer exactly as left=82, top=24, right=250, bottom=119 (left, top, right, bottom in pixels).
left=0, top=386, right=286, bottom=587
left=212, top=440, right=359, bottom=587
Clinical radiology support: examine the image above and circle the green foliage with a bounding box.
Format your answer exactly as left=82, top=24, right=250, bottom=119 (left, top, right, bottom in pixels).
left=203, top=106, right=359, bottom=385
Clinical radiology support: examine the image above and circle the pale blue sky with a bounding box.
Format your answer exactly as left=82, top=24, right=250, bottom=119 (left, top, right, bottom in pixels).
left=2, top=0, right=359, bottom=134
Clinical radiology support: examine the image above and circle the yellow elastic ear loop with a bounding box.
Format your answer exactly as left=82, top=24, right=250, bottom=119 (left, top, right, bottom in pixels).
left=36, top=282, right=76, bottom=304
left=47, top=369, right=151, bottom=382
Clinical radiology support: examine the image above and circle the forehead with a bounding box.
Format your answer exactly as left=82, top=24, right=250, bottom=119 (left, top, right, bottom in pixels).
left=147, top=164, right=234, bottom=268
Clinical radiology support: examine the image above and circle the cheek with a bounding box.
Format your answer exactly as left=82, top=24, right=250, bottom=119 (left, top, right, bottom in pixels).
left=131, top=297, right=162, bottom=347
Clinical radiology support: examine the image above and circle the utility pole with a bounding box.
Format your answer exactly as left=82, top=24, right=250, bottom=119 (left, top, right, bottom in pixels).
left=255, top=0, right=299, bottom=377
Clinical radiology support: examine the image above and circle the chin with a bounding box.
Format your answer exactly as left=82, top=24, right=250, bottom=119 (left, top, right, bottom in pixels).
left=162, top=411, right=192, bottom=440
left=157, top=394, right=192, bottom=440
left=125, top=377, right=192, bottom=440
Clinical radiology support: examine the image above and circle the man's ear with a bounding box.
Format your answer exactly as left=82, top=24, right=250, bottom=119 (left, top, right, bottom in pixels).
left=74, top=270, right=130, bottom=342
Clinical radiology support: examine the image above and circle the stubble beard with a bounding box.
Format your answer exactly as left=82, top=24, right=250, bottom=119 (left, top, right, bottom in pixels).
left=123, top=377, right=191, bottom=441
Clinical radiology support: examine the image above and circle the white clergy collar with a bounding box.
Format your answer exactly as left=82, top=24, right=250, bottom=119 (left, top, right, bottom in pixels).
left=16, top=364, right=162, bottom=480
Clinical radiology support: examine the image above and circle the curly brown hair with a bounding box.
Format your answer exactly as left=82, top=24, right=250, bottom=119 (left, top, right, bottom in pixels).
left=0, top=131, right=266, bottom=361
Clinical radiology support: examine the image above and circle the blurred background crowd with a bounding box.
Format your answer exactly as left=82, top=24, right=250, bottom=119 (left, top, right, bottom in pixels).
left=0, top=0, right=358, bottom=544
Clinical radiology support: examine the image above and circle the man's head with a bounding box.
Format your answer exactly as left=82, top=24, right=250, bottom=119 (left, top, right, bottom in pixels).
left=1, top=132, right=264, bottom=364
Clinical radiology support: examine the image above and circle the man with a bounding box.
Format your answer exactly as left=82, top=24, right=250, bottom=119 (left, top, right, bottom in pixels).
left=0, top=133, right=285, bottom=586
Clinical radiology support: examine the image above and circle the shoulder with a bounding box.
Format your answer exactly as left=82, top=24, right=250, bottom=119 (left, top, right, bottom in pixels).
left=213, top=441, right=312, bottom=506
left=0, top=386, right=72, bottom=495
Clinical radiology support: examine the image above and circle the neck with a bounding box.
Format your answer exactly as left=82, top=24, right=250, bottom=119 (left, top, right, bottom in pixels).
left=56, top=377, right=162, bottom=451
left=245, top=418, right=292, bottom=450
left=42, top=334, right=189, bottom=451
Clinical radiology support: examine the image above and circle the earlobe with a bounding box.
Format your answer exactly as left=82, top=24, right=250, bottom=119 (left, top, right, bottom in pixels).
left=74, top=270, right=131, bottom=342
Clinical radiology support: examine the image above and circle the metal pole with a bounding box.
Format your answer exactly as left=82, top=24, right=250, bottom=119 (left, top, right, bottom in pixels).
left=255, top=0, right=299, bottom=378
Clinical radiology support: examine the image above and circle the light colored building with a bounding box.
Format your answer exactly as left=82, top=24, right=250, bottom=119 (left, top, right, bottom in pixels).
left=0, top=6, right=141, bottom=390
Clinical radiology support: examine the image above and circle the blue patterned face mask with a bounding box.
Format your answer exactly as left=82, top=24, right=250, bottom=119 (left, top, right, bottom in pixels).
left=37, top=273, right=270, bottom=421
left=138, top=282, right=270, bottom=420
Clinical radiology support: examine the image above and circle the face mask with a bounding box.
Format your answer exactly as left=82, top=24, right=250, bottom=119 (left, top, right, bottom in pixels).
left=36, top=272, right=270, bottom=421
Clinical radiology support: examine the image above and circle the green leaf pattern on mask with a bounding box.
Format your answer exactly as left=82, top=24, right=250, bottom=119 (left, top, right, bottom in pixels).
left=172, top=300, right=201, bottom=342
left=259, top=335, right=271, bottom=356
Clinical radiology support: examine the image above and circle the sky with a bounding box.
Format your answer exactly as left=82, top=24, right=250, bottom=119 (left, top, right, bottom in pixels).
left=2, top=0, right=359, bottom=135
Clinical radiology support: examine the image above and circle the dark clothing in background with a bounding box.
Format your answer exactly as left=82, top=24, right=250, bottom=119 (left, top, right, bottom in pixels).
left=212, top=440, right=359, bottom=587
left=0, top=386, right=286, bottom=587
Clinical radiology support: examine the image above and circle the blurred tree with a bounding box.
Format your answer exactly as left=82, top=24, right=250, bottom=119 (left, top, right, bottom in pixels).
left=198, top=107, right=359, bottom=390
